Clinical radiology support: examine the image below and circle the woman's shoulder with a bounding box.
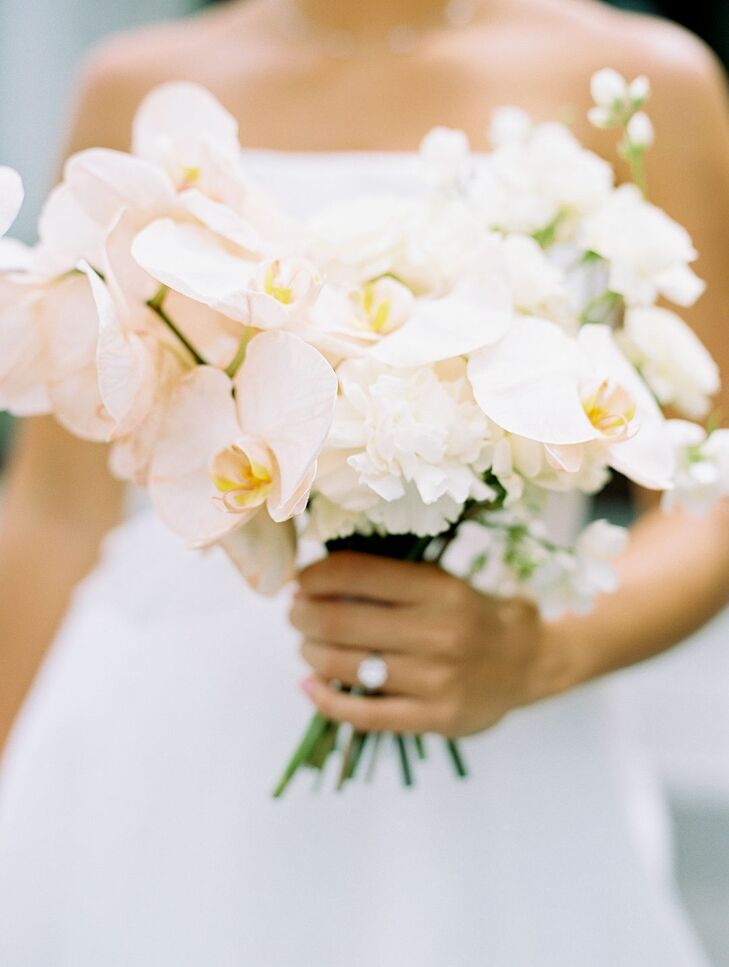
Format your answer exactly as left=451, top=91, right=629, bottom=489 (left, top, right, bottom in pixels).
left=552, top=0, right=724, bottom=92
left=66, top=2, right=259, bottom=153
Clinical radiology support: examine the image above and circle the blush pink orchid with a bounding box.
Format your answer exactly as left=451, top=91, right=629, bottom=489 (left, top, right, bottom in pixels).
left=148, top=330, right=337, bottom=591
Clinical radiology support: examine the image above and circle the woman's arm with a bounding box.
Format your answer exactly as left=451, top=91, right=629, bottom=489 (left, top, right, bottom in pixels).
left=291, top=32, right=729, bottom=737
left=0, top=420, right=125, bottom=746
left=0, top=49, right=148, bottom=749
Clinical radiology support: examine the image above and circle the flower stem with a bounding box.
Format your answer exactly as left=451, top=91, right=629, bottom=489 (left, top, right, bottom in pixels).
left=394, top=733, right=414, bottom=787
left=225, top=328, right=254, bottom=378
left=272, top=711, right=331, bottom=799
left=445, top=739, right=468, bottom=779
left=147, top=285, right=208, bottom=366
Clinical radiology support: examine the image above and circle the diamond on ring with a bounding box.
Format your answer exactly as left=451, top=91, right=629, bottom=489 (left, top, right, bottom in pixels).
left=357, top=654, right=388, bottom=691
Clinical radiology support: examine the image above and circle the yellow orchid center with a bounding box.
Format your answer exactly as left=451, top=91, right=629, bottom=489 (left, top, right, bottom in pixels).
left=263, top=263, right=294, bottom=305
left=362, top=281, right=393, bottom=333
left=352, top=276, right=413, bottom=336
left=582, top=379, right=636, bottom=439
left=211, top=443, right=274, bottom=513
left=177, top=165, right=201, bottom=192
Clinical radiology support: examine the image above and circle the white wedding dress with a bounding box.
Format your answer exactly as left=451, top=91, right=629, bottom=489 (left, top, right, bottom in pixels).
left=0, top=151, right=711, bottom=967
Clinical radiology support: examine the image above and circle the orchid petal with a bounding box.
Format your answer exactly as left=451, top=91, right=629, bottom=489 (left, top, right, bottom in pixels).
left=220, top=512, right=297, bottom=596
left=82, top=264, right=159, bottom=439
left=133, top=82, right=240, bottom=170
left=0, top=281, right=50, bottom=415
left=43, top=274, right=113, bottom=441
left=468, top=316, right=596, bottom=444
left=132, top=219, right=286, bottom=328
left=578, top=324, right=674, bottom=488
left=64, top=148, right=176, bottom=222
left=148, top=366, right=244, bottom=544
left=372, top=241, right=512, bottom=366
left=0, top=167, right=23, bottom=237
left=181, top=189, right=274, bottom=256
left=233, top=331, right=337, bottom=521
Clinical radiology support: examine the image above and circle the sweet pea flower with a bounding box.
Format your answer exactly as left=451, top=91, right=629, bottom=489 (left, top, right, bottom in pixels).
left=468, top=317, right=674, bottom=489
left=419, top=127, right=472, bottom=188
left=523, top=519, right=628, bottom=620
left=578, top=184, right=705, bottom=308
left=588, top=69, right=650, bottom=128
left=620, top=306, right=720, bottom=419
left=662, top=421, right=729, bottom=517
left=148, top=331, right=337, bottom=589
left=473, top=121, right=614, bottom=237
left=626, top=111, right=654, bottom=149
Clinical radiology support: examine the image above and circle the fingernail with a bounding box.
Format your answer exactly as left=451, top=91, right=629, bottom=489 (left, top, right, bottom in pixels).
left=300, top=677, right=315, bottom=696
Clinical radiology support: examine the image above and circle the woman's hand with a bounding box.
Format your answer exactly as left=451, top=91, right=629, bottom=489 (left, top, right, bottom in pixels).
left=290, top=552, right=577, bottom=738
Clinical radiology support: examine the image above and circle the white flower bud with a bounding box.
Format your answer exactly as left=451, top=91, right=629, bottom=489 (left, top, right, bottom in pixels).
left=419, top=126, right=471, bottom=186
left=629, top=74, right=651, bottom=107
left=590, top=68, right=628, bottom=108
left=489, top=106, right=533, bottom=147
left=626, top=111, right=654, bottom=148
left=587, top=106, right=612, bottom=130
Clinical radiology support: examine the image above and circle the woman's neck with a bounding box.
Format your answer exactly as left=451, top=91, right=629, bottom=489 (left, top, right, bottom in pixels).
left=287, top=0, right=476, bottom=34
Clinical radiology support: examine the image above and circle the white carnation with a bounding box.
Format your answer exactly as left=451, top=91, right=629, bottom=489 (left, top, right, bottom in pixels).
left=315, top=358, right=493, bottom=537
left=578, top=185, right=705, bottom=308
left=620, top=306, right=720, bottom=418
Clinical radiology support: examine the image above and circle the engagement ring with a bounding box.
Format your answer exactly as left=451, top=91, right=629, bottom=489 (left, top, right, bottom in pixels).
left=357, top=654, right=388, bottom=691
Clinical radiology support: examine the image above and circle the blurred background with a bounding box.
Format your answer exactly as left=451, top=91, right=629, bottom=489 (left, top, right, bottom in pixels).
left=0, top=0, right=728, bottom=961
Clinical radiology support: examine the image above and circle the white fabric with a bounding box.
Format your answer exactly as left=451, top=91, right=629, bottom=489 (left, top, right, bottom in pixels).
left=0, top=151, right=710, bottom=967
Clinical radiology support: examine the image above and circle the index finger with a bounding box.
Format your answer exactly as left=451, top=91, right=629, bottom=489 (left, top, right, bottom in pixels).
left=297, top=552, right=444, bottom=604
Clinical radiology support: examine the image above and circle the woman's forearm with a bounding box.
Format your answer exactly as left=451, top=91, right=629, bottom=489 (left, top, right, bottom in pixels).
left=556, top=502, right=729, bottom=690
left=0, top=419, right=125, bottom=750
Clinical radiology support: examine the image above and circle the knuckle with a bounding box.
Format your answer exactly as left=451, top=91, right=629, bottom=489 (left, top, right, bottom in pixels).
left=316, top=607, right=343, bottom=642
left=317, top=649, right=341, bottom=681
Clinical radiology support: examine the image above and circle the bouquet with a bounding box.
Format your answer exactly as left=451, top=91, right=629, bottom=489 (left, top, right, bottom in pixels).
left=1, top=69, right=727, bottom=797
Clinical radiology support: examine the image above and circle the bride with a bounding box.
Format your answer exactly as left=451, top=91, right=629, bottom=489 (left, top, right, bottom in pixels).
left=2, top=1, right=729, bottom=964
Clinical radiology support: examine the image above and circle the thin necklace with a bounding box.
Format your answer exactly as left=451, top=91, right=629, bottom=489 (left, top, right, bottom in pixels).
left=274, top=0, right=482, bottom=58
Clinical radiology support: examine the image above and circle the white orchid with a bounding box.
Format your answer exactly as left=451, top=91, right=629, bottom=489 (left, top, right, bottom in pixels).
left=578, top=185, right=704, bottom=308
left=620, top=306, right=720, bottom=419
left=468, top=317, right=675, bottom=490
left=132, top=217, right=320, bottom=331
left=0, top=166, right=23, bottom=238
left=148, top=331, right=337, bottom=590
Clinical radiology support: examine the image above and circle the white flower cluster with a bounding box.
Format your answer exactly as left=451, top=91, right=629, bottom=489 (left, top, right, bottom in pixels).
left=0, top=70, right=723, bottom=618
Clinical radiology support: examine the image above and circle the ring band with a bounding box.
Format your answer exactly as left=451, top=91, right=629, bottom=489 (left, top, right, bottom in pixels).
left=357, top=653, right=388, bottom=691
